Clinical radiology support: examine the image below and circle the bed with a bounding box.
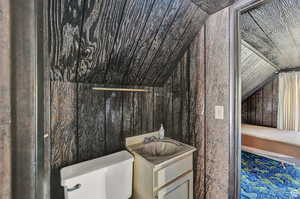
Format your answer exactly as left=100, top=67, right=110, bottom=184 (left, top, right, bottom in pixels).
left=241, top=124, right=300, bottom=165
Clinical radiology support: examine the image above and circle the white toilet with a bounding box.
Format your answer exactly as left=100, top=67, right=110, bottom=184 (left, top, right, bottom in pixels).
left=60, top=151, right=134, bottom=199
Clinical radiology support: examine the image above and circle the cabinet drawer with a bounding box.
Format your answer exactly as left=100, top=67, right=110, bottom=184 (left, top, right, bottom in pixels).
left=154, top=155, right=192, bottom=188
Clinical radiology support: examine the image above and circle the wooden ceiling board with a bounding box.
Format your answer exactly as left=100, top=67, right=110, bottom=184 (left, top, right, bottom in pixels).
left=127, top=0, right=189, bottom=85
left=141, top=3, right=207, bottom=85
left=241, top=0, right=300, bottom=69
left=49, top=0, right=208, bottom=85
left=78, top=0, right=128, bottom=83
left=49, top=0, right=85, bottom=81
left=241, top=43, right=278, bottom=98
left=154, top=6, right=207, bottom=85
left=240, top=13, right=281, bottom=67
left=191, top=0, right=235, bottom=14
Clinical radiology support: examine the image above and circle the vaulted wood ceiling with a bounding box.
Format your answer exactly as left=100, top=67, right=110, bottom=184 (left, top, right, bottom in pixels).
left=241, top=41, right=278, bottom=99
left=241, top=0, right=300, bottom=69
left=241, top=0, right=300, bottom=98
left=49, top=0, right=210, bottom=86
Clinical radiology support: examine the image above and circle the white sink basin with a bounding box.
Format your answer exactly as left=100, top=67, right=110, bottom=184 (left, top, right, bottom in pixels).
left=137, top=141, right=180, bottom=157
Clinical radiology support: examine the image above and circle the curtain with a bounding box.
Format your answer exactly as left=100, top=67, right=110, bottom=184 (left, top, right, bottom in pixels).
left=277, top=72, right=300, bottom=131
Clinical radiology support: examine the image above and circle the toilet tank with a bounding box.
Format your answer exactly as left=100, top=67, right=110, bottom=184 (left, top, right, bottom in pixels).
left=61, top=151, right=134, bottom=199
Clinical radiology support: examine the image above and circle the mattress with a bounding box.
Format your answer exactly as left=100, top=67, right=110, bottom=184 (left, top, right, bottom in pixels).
left=242, top=124, right=300, bottom=147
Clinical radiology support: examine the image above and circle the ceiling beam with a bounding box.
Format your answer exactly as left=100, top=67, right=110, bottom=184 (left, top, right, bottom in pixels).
left=280, top=67, right=300, bottom=73
left=191, top=0, right=234, bottom=14
left=241, top=40, right=280, bottom=71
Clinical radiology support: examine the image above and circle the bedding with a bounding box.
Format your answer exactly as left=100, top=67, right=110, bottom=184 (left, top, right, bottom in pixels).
left=242, top=124, right=300, bottom=147
left=242, top=124, right=300, bottom=160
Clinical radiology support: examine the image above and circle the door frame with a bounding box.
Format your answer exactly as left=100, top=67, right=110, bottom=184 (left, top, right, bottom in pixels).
left=229, top=0, right=272, bottom=198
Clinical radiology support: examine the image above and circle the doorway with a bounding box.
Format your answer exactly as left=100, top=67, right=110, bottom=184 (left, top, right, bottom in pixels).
left=232, top=0, right=300, bottom=198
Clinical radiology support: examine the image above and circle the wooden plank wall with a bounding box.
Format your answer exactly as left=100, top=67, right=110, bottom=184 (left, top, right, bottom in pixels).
left=242, top=77, right=279, bottom=127
left=49, top=6, right=234, bottom=199
left=0, top=1, right=11, bottom=199
left=49, top=39, right=202, bottom=199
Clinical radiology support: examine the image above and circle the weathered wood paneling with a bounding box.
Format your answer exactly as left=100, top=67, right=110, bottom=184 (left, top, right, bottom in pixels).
left=240, top=12, right=278, bottom=66
left=123, top=0, right=175, bottom=84
left=191, top=0, right=235, bottom=14
left=49, top=0, right=208, bottom=85
left=50, top=81, right=78, bottom=199
left=105, top=91, right=123, bottom=154
left=49, top=36, right=206, bottom=199
left=130, top=0, right=185, bottom=85
left=205, top=8, right=230, bottom=199
left=49, top=0, right=85, bottom=81
left=191, top=27, right=206, bottom=199
left=153, top=87, right=165, bottom=130
left=78, top=83, right=105, bottom=161
left=242, top=77, right=279, bottom=128
left=77, top=0, right=128, bottom=83
left=272, top=77, right=279, bottom=127
left=143, top=3, right=207, bottom=85
left=241, top=41, right=278, bottom=98
left=241, top=0, right=300, bottom=69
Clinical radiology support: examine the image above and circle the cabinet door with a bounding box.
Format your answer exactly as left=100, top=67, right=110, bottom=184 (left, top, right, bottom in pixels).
left=157, top=172, right=193, bottom=199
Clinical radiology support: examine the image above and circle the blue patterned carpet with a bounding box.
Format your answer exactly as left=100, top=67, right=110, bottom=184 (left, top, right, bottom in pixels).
left=241, top=152, right=300, bottom=199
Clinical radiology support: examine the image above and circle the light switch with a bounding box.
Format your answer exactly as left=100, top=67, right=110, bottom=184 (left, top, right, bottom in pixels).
left=215, top=106, right=224, bottom=120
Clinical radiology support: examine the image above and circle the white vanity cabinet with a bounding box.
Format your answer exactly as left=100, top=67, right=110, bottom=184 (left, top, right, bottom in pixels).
left=126, top=132, right=195, bottom=199
left=157, top=172, right=193, bottom=199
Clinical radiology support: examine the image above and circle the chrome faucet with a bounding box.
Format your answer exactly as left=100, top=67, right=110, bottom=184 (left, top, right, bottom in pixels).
left=144, top=136, right=159, bottom=144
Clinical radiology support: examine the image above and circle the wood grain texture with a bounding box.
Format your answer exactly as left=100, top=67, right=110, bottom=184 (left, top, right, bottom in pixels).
left=140, top=87, right=154, bottom=133
left=240, top=12, right=279, bottom=67
left=241, top=42, right=278, bottom=98
left=241, top=0, right=300, bottom=69
left=49, top=4, right=210, bottom=197
left=272, top=77, right=279, bottom=127
left=105, top=91, right=123, bottom=154
left=49, top=0, right=85, bottom=81
left=254, top=90, right=263, bottom=124
left=122, top=0, right=173, bottom=84
left=242, top=77, right=278, bottom=128
left=78, top=83, right=105, bottom=161
left=77, top=0, right=127, bottom=83
left=262, top=81, right=273, bottom=126
left=205, top=8, right=230, bottom=199
left=153, top=87, right=165, bottom=130
left=163, top=74, right=174, bottom=138
left=50, top=81, right=77, bottom=199
left=49, top=0, right=208, bottom=85
left=191, top=28, right=206, bottom=199
left=140, top=1, right=199, bottom=85
left=129, top=0, right=183, bottom=85
left=191, top=0, right=235, bottom=14
left=172, top=58, right=184, bottom=141
left=154, top=6, right=208, bottom=86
